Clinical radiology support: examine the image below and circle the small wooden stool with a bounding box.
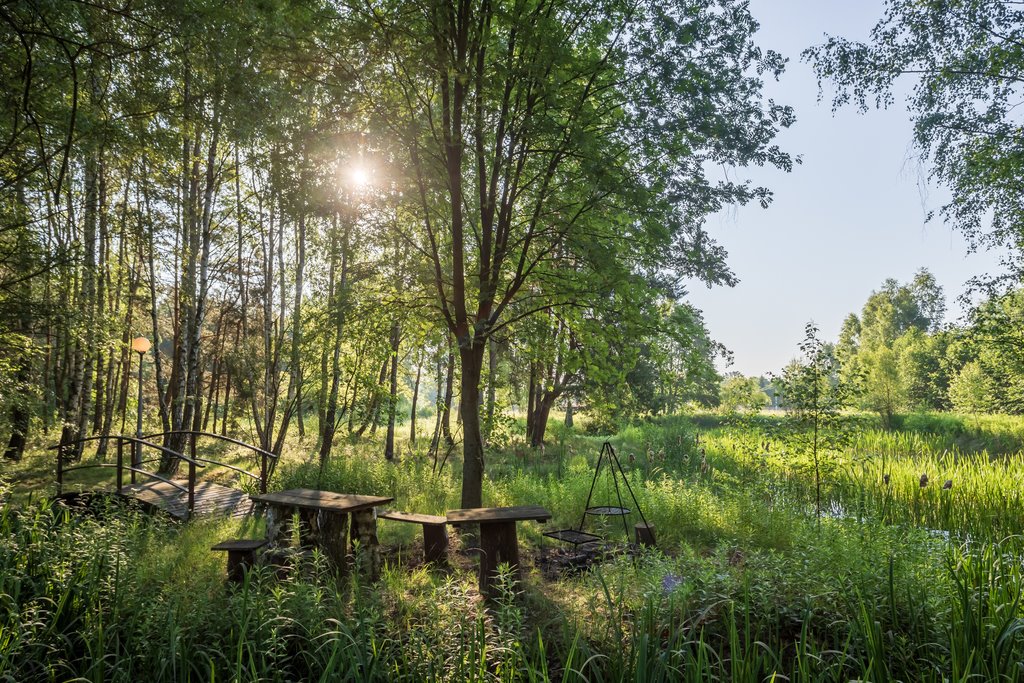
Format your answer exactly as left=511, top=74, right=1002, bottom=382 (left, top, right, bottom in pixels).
left=211, top=539, right=268, bottom=582
left=634, top=522, right=656, bottom=547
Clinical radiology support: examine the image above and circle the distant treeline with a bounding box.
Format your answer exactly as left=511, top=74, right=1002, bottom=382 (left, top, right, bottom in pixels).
left=725, top=269, right=1024, bottom=425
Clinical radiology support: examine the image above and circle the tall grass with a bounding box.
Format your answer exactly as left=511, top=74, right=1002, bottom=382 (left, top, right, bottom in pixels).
left=5, top=411, right=1024, bottom=680
left=682, top=413, right=1024, bottom=541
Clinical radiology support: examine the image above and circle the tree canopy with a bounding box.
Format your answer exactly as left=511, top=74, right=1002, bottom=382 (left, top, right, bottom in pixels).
left=806, top=0, right=1024, bottom=283
left=0, top=0, right=794, bottom=508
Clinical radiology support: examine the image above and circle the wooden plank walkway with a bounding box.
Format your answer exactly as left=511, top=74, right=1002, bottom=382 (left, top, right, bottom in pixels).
left=119, top=480, right=254, bottom=520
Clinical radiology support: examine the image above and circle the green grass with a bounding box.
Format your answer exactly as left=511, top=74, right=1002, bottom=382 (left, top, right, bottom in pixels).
left=3, top=411, right=1024, bottom=680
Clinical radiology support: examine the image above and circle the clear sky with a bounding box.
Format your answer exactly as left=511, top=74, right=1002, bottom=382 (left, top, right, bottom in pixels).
left=685, top=0, right=1004, bottom=377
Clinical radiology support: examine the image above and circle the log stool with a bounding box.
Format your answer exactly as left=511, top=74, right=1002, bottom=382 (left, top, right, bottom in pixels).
left=634, top=522, right=656, bottom=548
left=211, top=539, right=268, bottom=583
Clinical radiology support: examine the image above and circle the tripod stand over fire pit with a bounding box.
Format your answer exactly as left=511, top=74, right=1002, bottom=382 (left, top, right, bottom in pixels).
left=544, top=441, right=654, bottom=547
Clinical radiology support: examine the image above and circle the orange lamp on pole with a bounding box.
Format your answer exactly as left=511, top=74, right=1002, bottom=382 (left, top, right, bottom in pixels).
left=131, top=336, right=152, bottom=355
left=131, top=336, right=150, bottom=477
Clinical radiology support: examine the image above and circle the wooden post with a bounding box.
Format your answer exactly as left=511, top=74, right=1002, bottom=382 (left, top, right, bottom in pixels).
left=188, top=459, right=196, bottom=519
left=478, top=521, right=520, bottom=600
left=131, top=440, right=138, bottom=484
left=116, top=439, right=124, bottom=492
left=259, top=453, right=267, bottom=493
left=423, top=523, right=449, bottom=564
left=188, top=433, right=197, bottom=519
left=634, top=522, right=656, bottom=548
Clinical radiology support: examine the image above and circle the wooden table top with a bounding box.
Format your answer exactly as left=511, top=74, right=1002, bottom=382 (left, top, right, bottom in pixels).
left=446, top=505, right=551, bottom=524
left=251, top=488, right=393, bottom=514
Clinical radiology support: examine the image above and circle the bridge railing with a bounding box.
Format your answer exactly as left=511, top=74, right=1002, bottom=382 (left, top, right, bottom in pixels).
left=51, top=435, right=206, bottom=517
left=51, top=431, right=279, bottom=520
left=142, top=430, right=279, bottom=494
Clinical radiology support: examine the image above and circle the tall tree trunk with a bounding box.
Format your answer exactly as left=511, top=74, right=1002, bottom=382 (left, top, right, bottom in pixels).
left=429, top=353, right=443, bottom=455
left=101, top=181, right=130, bottom=441
left=530, top=391, right=558, bottom=448
left=222, top=323, right=239, bottom=437
left=458, top=345, right=486, bottom=509
left=356, top=357, right=388, bottom=438
left=484, top=337, right=498, bottom=444
left=526, top=361, right=537, bottom=442
left=409, top=353, right=421, bottom=445
left=164, top=85, right=221, bottom=470
left=291, top=192, right=306, bottom=438
left=92, top=163, right=109, bottom=436
left=272, top=171, right=294, bottom=452
left=441, top=350, right=454, bottom=445
left=319, top=214, right=349, bottom=463
left=59, top=129, right=101, bottom=462
left=140, top=162, right=169, bottom=435
left=384, top=321, right=400, bottom=460
left=5, top=174, right=32, bottom=460
left=206, top=359, right=219, bottom=433
left=182, top=113, right=221, bottom=447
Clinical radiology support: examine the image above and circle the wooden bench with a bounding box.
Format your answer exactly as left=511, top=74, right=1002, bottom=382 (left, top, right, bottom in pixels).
left=378, top=510, right=448, bottom=564
left=211, top=538, right=268, bottom=582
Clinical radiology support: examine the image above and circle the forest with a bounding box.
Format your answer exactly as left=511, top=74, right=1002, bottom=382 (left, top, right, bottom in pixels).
left=0, top=0, right=757, bottom=504
left=4, top=0, right=1024, bottom=681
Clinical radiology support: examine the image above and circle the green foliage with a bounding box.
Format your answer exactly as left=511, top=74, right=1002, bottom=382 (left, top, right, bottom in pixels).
left=718, top=374, right=769, bottom=414
left=823, top=273, right=1024, bottom=419
left=775, top=322, right=853, bottom=517
left=894, top=327, right=950, bottom=411
left=948, top=361, right=992, bottom=415
left=807, top=1, right=1024, bottom=272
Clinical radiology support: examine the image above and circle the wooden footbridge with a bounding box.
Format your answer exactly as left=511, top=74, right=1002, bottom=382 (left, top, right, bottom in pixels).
left=52, top=431, right=279, bottom=520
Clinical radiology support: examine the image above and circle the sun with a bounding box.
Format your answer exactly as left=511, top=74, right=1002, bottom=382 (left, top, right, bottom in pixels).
left=345, top=163, right=371, bottom=189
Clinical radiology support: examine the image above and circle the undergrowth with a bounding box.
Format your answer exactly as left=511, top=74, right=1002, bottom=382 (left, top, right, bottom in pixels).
left=3, top=411, right=1024, bottom=680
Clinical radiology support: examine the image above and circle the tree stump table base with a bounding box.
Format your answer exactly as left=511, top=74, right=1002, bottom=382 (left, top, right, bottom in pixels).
left=478, top=520, right=520, bottom=599
left=252, top=489, right=393, bottom=579
left=634, top=522, right=656, bottom=547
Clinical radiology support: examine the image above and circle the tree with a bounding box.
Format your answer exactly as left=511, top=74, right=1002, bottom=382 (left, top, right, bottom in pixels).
left=806, top=2, right=1024, bottom=281
left=776, top=322, right=852, bottom=518
left=910, top=268, right=946, bottom=333
left=638, top=303, right=725, bottom=413
left=718, top=375, right=769, bottom=414
left=894, top=327, right=949, bottom=411
left=356, top=0, right=795, bottom=507
left=956, top=288, right=1024, bottom=414
left=949, top=361, right=992, bottom=415
left=838, top=271, right=945, bottom=425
